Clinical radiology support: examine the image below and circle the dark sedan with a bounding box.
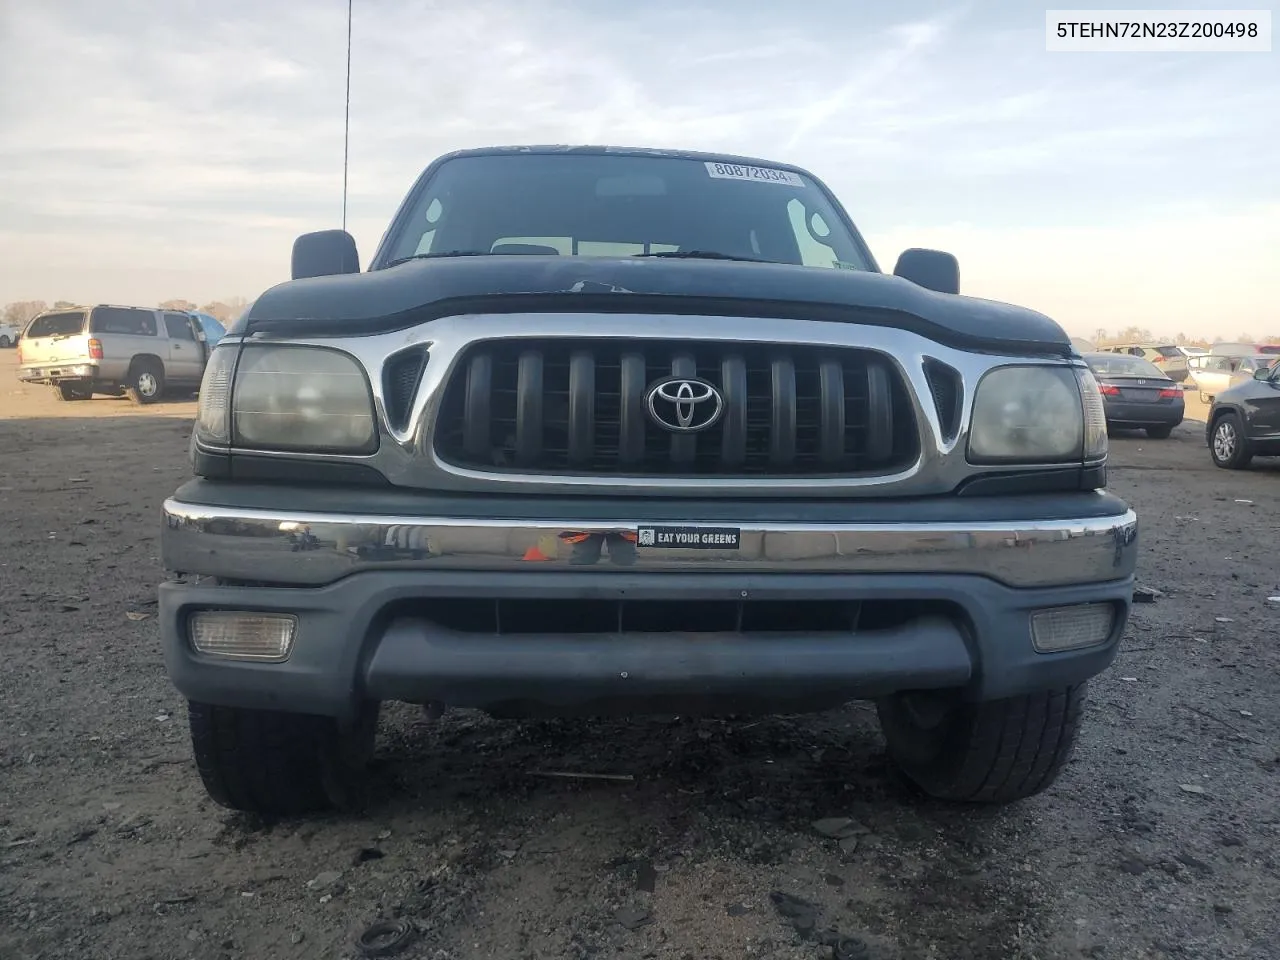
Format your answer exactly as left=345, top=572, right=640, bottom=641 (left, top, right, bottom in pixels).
left=1083, top=352, right=1185, bottom=439
left=1205, top=360, right=1280, bottom=469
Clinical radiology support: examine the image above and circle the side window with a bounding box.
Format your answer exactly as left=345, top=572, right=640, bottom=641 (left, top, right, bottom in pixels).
left=786, top=198, right=840, bottom=267
left=91, top=307, right=156, bottom=336
left=164, top=314, right=196, bottom=341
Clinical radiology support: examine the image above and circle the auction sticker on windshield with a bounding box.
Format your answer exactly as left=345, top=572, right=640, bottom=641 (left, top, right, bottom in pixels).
left=704, top=162, right=805, bottom=187
left=637, top=525, right=741, bottom=549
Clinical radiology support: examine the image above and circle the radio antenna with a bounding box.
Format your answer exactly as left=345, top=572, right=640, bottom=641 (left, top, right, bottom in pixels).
left=342, top=0, right=353, bottom=231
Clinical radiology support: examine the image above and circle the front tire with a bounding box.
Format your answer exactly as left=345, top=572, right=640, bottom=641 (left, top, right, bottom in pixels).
left=0, top=335, right=11, bottom=348
left=876, top=684, right=1087, bottom=804
left=125, top=360, right=165, bottom=404
left=1145, top=424, right=1173, bottom=439
left=188, top=701, right=379, bottom=816
left=1209, top=412, right=1252, bottom=470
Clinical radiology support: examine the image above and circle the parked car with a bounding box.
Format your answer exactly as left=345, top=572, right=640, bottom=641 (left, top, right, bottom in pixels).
left=1210, top=342, right=1280, bottom=357
left=16, top=304, right=210, bottom=402
left=1082, top=352, right=1184, bottom=438
left=1096, top=342, right=1189, bottom=383
left=1070, top=336, right=1097, bottom=354
left=0, top=321, right=20, bottom=348
left=158, top=144, right=1136, bottom=816
left=1205, top=361, right=1280, bottom=469
left=1187, top=353, right=1277, bottom=404
left=191, top=312, right=227, bottom=347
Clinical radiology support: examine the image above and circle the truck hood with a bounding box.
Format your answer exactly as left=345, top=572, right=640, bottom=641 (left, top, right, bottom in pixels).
left=231, top=256, right=1072, bottom=355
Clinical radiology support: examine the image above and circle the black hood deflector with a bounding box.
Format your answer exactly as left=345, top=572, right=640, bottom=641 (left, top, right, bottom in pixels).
left=230, top=256, right=1071, bottom=356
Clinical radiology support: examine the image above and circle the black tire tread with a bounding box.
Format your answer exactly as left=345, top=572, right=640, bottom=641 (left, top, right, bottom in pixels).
left=879, top=684, right=1087, bottom=804
left=188, top=701, right=339, bottom=816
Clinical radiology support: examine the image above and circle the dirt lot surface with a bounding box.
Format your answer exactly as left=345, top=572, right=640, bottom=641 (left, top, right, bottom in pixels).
left=2, top=348, right=1277, bottom=960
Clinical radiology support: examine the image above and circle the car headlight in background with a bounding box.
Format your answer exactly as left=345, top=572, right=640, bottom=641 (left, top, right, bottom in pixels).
left=968, top=366, right=1085, bottom=463
left=194, top=346, right=235, bottom=444
left=1075, top=366, right=1109, bottom=460
left=195, top=344, right=377, bottom=454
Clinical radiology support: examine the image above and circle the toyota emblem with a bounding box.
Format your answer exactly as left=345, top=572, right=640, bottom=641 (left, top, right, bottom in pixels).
left=645, top=376, right=724, bottom=433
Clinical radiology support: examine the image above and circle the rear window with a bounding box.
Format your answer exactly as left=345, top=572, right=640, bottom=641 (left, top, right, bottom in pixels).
left=25, top=311, right=87, bottom=338
left=1086, top=354, right=1165, bottom=378
left=1155, top=346, right=1183, bottom=357
left=89, top=307, right=157, bottom=336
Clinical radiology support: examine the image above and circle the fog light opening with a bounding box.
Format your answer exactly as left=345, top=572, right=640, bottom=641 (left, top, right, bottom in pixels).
left=189, top=611, right=297, bottom=662
left=1030, top=602, right=1115, bottom=653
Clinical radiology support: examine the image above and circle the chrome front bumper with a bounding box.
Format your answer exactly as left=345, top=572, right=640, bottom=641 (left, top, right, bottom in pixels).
left=162, top=498, right=1139, bottom=589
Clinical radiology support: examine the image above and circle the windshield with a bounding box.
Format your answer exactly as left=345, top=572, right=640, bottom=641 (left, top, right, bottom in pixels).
left=381, top=153, right=872, bottom=271
left=1086, top=354, right=1165, bottom=378
left=25, top=311, right=87, bottom=338
left=196, top=314, right=226, bottom=344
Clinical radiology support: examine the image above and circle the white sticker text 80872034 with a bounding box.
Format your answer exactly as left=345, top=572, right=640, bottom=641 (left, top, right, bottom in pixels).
left=704, top=162, right=805, bottom=187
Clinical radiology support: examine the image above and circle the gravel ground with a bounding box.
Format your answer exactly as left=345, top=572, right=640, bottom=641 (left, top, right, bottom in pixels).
left=2, top=349, right=1278, bottom=960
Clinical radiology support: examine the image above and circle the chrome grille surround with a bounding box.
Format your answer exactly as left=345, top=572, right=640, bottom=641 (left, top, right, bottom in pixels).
left=196, top=312, right=1097, bottom=498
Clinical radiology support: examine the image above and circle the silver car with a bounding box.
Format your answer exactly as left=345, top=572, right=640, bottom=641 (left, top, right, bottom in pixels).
left=1187, top=353, right=1277, bottom=403
left=17, top=304, right=209, bottom=403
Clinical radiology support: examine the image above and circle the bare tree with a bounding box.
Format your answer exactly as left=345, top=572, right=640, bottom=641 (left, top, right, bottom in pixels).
left=159, top=299, right=197, bottom=312
left=2, top=300, right=49, bottom=326
left=199, top=301, right=233, bottom=323
left=52, top=300, right=77, bottom=309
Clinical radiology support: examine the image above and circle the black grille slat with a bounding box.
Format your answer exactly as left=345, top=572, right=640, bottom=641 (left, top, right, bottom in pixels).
left=515, top=350, right=544, bottom=467
left=435, top=339, right=919, bottom=476
left=770, top=357, right=796, bottom=466
left=568, top=350, right=595, bottom=465
left=818, top=359, right=845, bottom=463
left=463, top=352, right=491, bottom=456
left=720, top=354, right=747, bottom=466
left=619, top=352, right=646, bottom=464
left=865, top=360, right=894, bottom=462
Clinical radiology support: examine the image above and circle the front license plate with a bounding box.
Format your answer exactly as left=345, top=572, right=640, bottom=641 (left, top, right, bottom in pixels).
left=636, top=525, right=741, bottom=549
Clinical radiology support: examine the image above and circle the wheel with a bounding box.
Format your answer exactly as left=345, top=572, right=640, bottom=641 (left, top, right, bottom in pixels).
left=876, top=684, right=1087, bottom=803
left=188, top=700, right=379, bottom=816
left=55, top=382, right=93, bottom=402
left=125, top=359, right=164, bottom=404
left=1145, top=424, right=1173, bottom=439
left=1209, top=412, right=1252, bottom=470
left=0, top=335, right=11, bottom=348
left=1199, top=391, right=1212, bottom=404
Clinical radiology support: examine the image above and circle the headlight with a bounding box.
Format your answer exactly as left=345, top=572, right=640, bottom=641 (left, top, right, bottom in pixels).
left=195, top=344, right=377, bottom=454
left=968, top=366, right=1085, bottom=463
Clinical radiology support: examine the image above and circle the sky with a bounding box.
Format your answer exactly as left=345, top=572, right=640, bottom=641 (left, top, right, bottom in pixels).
left=0, top=0, right=1276, bottom=340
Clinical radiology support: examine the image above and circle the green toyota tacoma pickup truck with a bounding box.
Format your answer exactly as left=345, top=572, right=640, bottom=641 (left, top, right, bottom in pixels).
left=159, top=145, right=1137, bottom=815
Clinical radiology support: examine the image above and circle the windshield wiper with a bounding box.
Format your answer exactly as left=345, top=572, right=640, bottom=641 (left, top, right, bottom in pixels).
left=633, top=250, right=774, bottom=263
left=383, top=251, right=490, bottom=267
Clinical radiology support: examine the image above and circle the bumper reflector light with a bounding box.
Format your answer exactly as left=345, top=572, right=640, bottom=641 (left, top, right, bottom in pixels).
left=189, top=611, right=297, bottom=662
left=1030, top=603, right=1115, bottom=653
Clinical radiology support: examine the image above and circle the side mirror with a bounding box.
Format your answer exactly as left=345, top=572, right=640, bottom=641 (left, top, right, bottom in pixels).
left=893, top=248, right=960, bottom=295
left=291, top=230, right=360, bottom=280
left=1255, top=365, right=1273, bottom=380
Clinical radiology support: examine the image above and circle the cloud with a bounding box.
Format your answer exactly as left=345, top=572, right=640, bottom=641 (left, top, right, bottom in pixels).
left=868, top=203, right=1280, bottom=339
left=0, top=0, right=1275, bottom=338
